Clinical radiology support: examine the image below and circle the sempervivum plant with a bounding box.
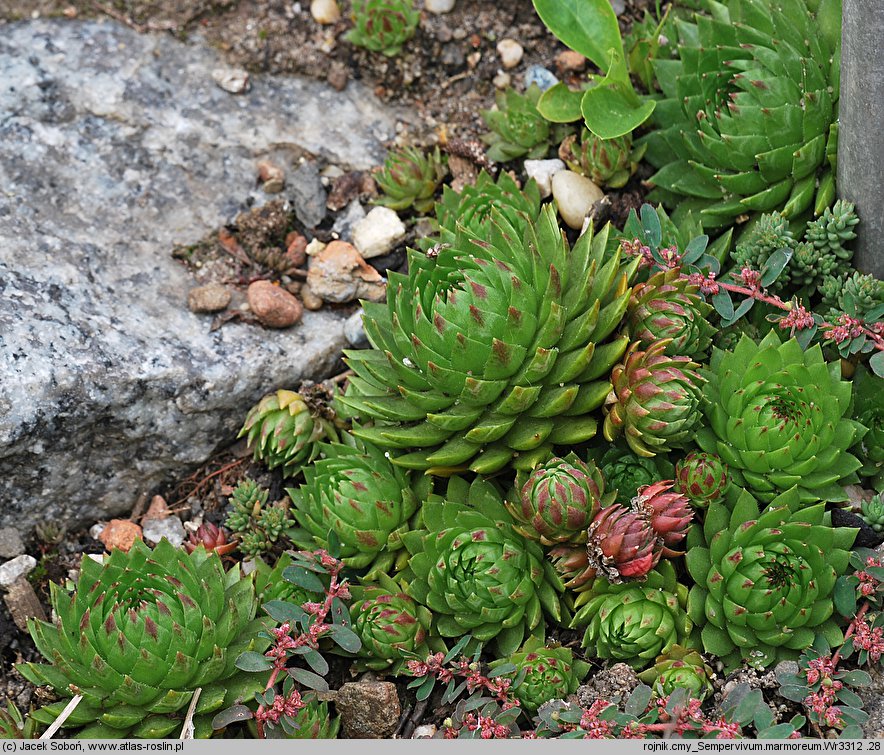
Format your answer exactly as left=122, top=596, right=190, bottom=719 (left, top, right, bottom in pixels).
left=488, top=637, right=590, bottom=714
left=595, top=443, right=674, bottom=502
left=631, top=481, right=693, bottom=557
left=685, top=487, right=857, bottom=671
left=860, top=494, right=884, bottom=534
left=642, top=0, right=840, bottom=227
left=430, top=170, right=541, bottom=247
left=586, top=503, right=663, bottom=582
left=348, top=573, right=438, bottom=671
left=697, top=331, right=866, bottom=504
left=559, top=130, right=646, bottom=189
left=637, top=646, right=714, bottom=701
left=287, top=439, right=419, bottom=577
left=344, top=0, right=419, bottom=56
left=239, top=385, right=342, bottom=478
left=18, top=540, right=267, bottom=738
left=570, top=561, right=692, bottom=669
left=401, top=477, right=564, bottom=655
left=625, top=268, right=715, bottom=359
left=674, top=452, right=730, bottom=509
left=183, top=521, right=238, bottom=557
left=482, top=85, right=558, bottom=163
left=602, top=339, right=705, bottom=458
left=507, top=454, right=615, bottom=546
left=274, top=697, right=339, bottom=739
left=343, top=203, right=639, bottom=475
left=374, top=146, right=447, bottom=214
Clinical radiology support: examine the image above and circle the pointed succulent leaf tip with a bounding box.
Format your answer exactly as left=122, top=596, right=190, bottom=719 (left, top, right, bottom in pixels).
left=344, top=192, right=638, bottom=474
left=15, top=540, right=262, bottom=737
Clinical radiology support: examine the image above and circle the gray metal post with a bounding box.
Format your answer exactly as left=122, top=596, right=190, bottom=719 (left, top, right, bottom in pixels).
left=838, top=0, right=884, bottom=278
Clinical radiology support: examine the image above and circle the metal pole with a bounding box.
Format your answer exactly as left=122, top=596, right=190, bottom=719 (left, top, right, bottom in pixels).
left=838, top=0, right=884, bottom=278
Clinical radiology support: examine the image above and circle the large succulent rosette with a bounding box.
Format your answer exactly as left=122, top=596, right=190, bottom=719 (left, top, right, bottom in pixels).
left=18, top=540, right=267, bottom=738
left=697, top=331, right=866, bottom=504
left=570, top=561, right=692, bottom=669
left=488, top=637, right=590, bottom=714
left=287, top=439, right=418, bottom=576
left=348, top=574, right=438, bottom=671
left=508, top=454, right=615, bottom=546
left=686, top=487, right=856, bottom=671
left=401, top=478, right=564, bottom=656
left=625, top=268, right=715, bottom=359
left=642, top=0, right=840, bottom=227
left=603, top=339, right=705, bottom=458
left=345, top=203, right=639, bottom=474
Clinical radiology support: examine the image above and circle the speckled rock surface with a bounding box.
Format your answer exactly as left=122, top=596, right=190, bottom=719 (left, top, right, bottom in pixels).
left=0, top=20, right=398, bottom=532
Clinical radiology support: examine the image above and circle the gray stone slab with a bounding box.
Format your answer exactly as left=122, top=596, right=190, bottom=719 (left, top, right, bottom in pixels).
left=0, top=20, right=398, bottom=532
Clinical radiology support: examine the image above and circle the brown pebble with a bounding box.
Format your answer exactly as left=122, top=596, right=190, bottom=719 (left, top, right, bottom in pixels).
left=335, top=682, right=400, bottom=739
left=144, top=494, right=170, bottom=521
left=327, top=62, right=349, bottom=92
left=300, top=282, right=324, bottom=310
left=4, top=577, right=47, bottom=631
left=556, top=50, right=587, bottom=73
left=327, top=171, right=376, bottom=212
left=188, top=282, right=232, bottom=314
left=247, top=280, right=304, bottom=328
left=99, top=519, right=143, bottom=552
left=285, top=232, right=308, bottom=268
left=258, top=160, right=285, bottom=194
left=306, top=241, right=387, bottom=304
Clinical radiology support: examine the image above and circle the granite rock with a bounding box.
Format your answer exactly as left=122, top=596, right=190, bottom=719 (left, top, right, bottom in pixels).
left=0, top=20, right=398, bottom=532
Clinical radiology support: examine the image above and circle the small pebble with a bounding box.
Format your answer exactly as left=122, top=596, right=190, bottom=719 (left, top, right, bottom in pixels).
left=551, top=170, right=604, bottom=230
left=212, top=67, right=250, bottom=94
left=496, top=38, right=524, bottom=69
left=306, top=238, right=327, bottom=257
left=300, top=282, right=324, bottom=311
left=0, top=527, right=25, bottom=560
left=556, top=50, right=587, bottom=73
left=327, top=62, right=349, bottom=91
left=424, top=0, right=455, bottom=12
left=247, top=280, right=304, bottom=328
left=98, top=519, right=143, bottom=552
left=351, top=206, right=406, bottom=259
left=142, top=516, right=186, bottom=548
left=310, top=0, right=340, bottom=24
left=144, top=494, right=171, bottom=520
left=524, top=158, right=565, bottom=198
left=0, top=555, right=37, bottom=588
left=285, top=231, right=308, bottom=268
left=525, top=64, right=559, bottom=92
left=413, top=725, right=437, bottom=739
left=258, top=160, right=285, bottom=193
left=492, top=72, right=512, bottom=89
left=188, top=282, right=231, bottom=314
left=332, top=200, right=366, bottom=240
left=307, top=241, right=387, bottom=304
left=344, top=309, right=369, bottom=348
left=336, top=682, right=401, bottom=739
left=610, top=0, right=626, bottom=14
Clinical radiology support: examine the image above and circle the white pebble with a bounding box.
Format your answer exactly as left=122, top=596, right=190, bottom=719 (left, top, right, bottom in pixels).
left=0, top=555, right=37, bottom=587
left=551, top=170, right=605, bottom=230
left=310, top=0, right=341, bottom=24
left=424, top=0, right=455, bottom=13
left=492, top=72, right=512, bottom=90
left=496, top=39, right=524, bottom=69
left=352, top=206, right=406, bottom=259
left=524, top=158, right=566, bottom=198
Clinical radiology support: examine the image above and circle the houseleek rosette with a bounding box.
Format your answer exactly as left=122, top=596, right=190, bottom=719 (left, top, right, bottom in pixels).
left=697, top=331, right=866, bottom=504
left=401, top=478, right=564, bottom=656
left=675, top=452, right=730, bottom=509
left=18, top=540, right=267, bottom=738
left=595, top=443, right=674, bottom=502
left=482, top=84, right=557, bottom=163
left=637, top=646, right=714, bottom=701
left=374, top=146, right=446, bottom=214
left=287, top=439, right=418, bottom=576
left=642, top=0, right=841, bottom=227
left=344, top=0, right=419, bottom=57
left=570, top=560, right=692, bottom=669
left=488, top=637, right=590, bottom=714
left=686, top=487, right=857, bottom=671
left=344, top=202, right=639, bottom=474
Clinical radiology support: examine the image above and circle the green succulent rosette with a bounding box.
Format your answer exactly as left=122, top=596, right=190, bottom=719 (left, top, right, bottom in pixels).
left=374, top=146, right=447, bottom=214
left=488, top=637, right=590, bottom=714
left=637, top=646, right=714, bottom=701
left=343, top=202, right=639, bottom=475
left=860, top=493, right=884, bottom=534
left=482, top=85, right=557, bottom=163
left=348, top=573, right=441, bottom=671
left=428, top=170, right=542, bottom=249
left=674, top=452, right=730, bottom=509
left=508, top=454, right=615, bottom=546
left=287, top=439, right=418, bottom=577
left=18, top=540, right=268, bottom=738
left=594, top=443, right=674, bottom=503
left=625, top=267, right=715, bottom=359
left=570, top=560, right=692, bottom=669
left=258, top=696, right=340, bottom=739
left=642, top=0, right=840, bottom=228
left=560, top=130, right=646, bottom=189
left=697, top=330, right=866, bottom=504
left=239, top=387, right=341, bottom=478
left=253, top=552, right=313, bottom=606
left=401, top=477, right=564, bottom=656
left=686, top=486, right=857, bottom=671
left=344, top=0, right=420, bottom=56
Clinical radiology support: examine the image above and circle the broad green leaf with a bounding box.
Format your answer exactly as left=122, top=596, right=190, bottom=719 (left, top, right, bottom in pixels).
left=235, top=651, right=272, bottom=673
left=326, top=624, right=362, bottom=653
left=282, top=566, right=325, bottom=593
left=532, top=0, right=622, bottom=71
left=581, top=84, right=655, bottom=139
left=537, top=83, right=585, bottom=123
left=870, top=350, right=884, bottom=378
left=287, top=667, right=329, bottom=691
left=760, top=247, right=793, bottom=287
